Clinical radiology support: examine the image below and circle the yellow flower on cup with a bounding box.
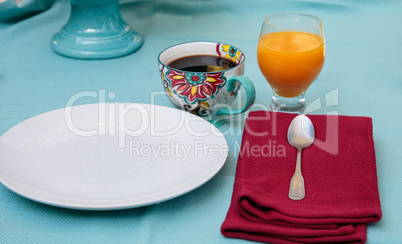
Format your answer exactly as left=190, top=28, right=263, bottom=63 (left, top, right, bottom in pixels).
left=221, top=44, right=242, bottom=63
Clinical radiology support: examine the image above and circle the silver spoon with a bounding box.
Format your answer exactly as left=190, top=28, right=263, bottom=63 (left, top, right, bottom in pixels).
left=287, top=115, right=315, bottom=200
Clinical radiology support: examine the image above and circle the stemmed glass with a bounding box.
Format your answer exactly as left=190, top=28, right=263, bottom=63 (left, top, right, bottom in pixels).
left=257, top=13, right=325, bottom=113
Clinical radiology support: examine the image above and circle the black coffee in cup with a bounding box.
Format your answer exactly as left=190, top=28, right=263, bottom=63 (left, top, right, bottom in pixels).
left=167, top=55, right=237, bottom=72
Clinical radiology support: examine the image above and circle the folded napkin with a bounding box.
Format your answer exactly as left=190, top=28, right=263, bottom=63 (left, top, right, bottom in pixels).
left=221, top=111, right=382, bottom=244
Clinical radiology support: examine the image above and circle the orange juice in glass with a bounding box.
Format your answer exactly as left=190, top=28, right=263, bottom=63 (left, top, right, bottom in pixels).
left=257, top=13, right=325, bottom=113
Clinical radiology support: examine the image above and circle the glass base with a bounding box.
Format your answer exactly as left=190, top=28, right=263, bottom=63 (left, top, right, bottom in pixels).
left=270, top=92, right=306, bottom=114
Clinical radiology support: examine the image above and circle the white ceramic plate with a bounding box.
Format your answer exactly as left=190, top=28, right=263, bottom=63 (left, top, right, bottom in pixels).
left=0, top=103, right=228, bottom=210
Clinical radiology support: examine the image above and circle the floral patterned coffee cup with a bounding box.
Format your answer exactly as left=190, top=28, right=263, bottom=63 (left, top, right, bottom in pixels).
left=158, top=41, right=256, bottom=126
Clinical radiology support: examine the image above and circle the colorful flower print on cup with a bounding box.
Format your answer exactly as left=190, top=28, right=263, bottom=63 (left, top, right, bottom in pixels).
left=166, top=69, right=226, bottom=104
left=221, top=44, right=242, bottom=63
left=158, top=41, right=256, bottom=127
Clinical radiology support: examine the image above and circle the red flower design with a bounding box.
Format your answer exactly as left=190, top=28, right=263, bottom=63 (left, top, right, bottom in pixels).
left=166, top=69, right=226, bottom=103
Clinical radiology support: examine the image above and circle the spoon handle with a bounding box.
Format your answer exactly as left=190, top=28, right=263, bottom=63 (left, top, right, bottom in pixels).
left=289, top=149, right=305, bottom=200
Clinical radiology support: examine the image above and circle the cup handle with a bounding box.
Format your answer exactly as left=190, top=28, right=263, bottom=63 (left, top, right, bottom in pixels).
left=216, top=75, right=256, bottom=116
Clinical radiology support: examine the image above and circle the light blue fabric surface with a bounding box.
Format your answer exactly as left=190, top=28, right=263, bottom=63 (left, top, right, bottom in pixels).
left=0, top=0, right=401, bottom=243
left=0, top=0, right=52, bottom=21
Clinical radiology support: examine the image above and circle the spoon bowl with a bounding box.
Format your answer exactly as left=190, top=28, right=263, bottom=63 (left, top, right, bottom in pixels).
left=288, top=115, right=315, bottom=149
left=287, top=115, right=315, bottom=200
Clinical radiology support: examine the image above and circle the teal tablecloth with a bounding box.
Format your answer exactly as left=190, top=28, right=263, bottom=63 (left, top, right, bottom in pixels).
left=1, top=0, right=401, bottom=243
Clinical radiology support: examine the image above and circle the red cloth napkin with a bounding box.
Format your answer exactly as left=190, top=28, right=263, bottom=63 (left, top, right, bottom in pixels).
left=221, top=111, right=382, bottom=244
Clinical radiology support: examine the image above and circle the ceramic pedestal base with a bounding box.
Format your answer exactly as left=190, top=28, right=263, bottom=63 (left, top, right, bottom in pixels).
left=51, top=0, right=143, bottom=59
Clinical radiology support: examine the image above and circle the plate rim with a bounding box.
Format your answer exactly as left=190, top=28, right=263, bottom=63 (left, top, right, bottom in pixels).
left=0, top=103, right=228, bottom=210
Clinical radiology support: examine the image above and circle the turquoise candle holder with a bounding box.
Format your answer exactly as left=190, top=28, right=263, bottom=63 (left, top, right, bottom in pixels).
left=51, top=0, right=143, bottom=59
